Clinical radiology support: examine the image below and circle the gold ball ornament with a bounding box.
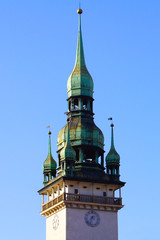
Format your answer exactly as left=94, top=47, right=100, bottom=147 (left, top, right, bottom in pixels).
left=77, top=9, right=83, bottom=14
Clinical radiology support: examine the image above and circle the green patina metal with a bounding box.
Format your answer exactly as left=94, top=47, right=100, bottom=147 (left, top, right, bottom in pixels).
left=67, top=12, right=93, bottom=98
left=57, top=122, right=76, bottom=176
left=106, top=124, right=120, bottom=177
left=60, top=123, right=76, bottom=162
left=43, top=132, right=57, bottom=185
left=42, top=9, right=124, bottom=185
left=57, top=118, right=104, bottom=151
left=57, top=10, right=104, bottom=177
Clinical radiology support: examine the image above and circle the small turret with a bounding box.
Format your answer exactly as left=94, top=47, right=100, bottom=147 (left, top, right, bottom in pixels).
left=58, top=122, right=76, bottom=176
left=43, top=131, right=57, bottom=186
left=106, top=124, right=120, bottom=180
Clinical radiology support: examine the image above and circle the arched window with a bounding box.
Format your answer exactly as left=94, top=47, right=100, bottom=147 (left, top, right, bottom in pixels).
left=74, top=99, right=79, bottom=110
left=83, top=99, right=87, bottom=110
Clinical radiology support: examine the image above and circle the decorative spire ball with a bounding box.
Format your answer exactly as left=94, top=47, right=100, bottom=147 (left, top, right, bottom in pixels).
left=48, top=131, right=52, bottom=135
left=77, top=8, right=83, bottom=14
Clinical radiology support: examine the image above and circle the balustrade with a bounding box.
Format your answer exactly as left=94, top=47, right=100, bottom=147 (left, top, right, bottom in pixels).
left=42, top=193, right=122, bottom=212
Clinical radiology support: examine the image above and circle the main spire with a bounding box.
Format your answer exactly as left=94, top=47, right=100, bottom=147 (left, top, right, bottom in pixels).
left=75, top=8, right=85, bottom=67
left=67, top=9, right=93, bottom=98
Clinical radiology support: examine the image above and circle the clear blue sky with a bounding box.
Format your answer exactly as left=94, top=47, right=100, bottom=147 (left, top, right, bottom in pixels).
left=0, top=1, right=160, bottom=240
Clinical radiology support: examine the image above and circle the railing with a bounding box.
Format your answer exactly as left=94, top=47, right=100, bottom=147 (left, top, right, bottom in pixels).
left=42, top=194, right=65, bottom=211
left=42, top=193, right=122, bottom=212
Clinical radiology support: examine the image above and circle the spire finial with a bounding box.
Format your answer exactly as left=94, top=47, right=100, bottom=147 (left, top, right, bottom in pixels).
left=111, top=123, right=114, bottom=149
left=46, top=125, right=52, bottom=155
left=48, top=130, right=52, bottom=155
left=77, top=8, right=83, bottom=14
left=108, top=118, right=114, bottom=149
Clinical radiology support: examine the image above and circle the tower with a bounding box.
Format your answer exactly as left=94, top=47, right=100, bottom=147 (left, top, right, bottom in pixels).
left=38, top=9, right=125, bottom=240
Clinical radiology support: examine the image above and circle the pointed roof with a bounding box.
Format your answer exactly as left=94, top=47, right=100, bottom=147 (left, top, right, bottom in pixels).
left=43, top=131, right=57, bottom=171
left=67, top=9, right=94, bottom=98
left=106, top=124, right=120, bottom=164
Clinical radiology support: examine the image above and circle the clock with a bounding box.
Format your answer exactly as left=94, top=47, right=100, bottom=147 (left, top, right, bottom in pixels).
left=84, top=210, right=100, bottom=227
left=52, top=214, right=59, bottom=230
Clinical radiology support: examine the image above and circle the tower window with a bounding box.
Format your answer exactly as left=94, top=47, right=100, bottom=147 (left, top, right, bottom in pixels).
left=75, top=149, right=79, bottom=161
left=96, top=187, right=100, bottom=190
left=83, top=186, right=87, bottom=189
left=74, top=99, right=79, bottom=110
left=103, top=192, right=106, bottom=197
left=75, top=189, right=78, bottom=194
left=69, top=101, right=71, bottom=111
left=83, top=99, right=87, bottom=110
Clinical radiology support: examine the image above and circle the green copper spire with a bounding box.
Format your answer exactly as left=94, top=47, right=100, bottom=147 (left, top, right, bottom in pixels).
left=106, top=124, right=120, bottom=164
left=48, top=132, right=52, bottom=156
left=67, top=9, right=93, bottom=98
left=43, top=131, right=57, bottom=185
left=75, top=9, right=85, bottom=67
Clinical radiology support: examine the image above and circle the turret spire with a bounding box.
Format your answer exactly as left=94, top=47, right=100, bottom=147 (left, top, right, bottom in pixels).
left=48, top=131, right=52, bottom=156
left=106, top=123, right=120, bottom=179
left=111, top=124, right=115, bottom=150
left=43, top=131, right=57, bottom=186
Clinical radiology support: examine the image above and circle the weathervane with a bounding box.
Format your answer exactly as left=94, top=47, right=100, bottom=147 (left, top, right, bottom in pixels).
left=46, top=125, right=51, bottom=135
left=108, top=117, right=114, bottom=127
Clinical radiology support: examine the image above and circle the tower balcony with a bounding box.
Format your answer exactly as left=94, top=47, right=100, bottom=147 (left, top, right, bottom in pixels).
left=41, top=192, right=123, bottom=214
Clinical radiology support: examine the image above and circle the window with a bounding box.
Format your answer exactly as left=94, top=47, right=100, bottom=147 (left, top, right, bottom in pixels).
left=75, top=189, right=78, bottom=194
left=74, top=99, right=79, bottom=110
left=103, top=192, right=106, bottom=197
left=83, top=99, right=87, bottom=110
left=69, top=101, right=71, bottom=111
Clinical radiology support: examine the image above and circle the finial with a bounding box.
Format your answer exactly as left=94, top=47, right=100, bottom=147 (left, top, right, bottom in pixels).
left=108, top=118, right=115, bottom=148
left=77, top=8, right=83, bottom=14
left=46, top=125, right=51, bottom=135
left=108, top=117, right=113, bottom=127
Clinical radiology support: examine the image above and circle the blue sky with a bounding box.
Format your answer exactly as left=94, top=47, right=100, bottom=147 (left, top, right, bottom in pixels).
left=0, top=1, right=160, bottom=240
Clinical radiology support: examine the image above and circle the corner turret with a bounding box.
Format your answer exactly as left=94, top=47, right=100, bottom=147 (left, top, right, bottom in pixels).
left=58, top=122, right=76, bottom=176
left=43, top=131, right=57, bottom=185
left=106, top=124, right=120, bottom=180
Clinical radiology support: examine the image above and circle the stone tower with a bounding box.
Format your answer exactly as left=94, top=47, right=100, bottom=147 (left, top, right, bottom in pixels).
left=38, top=9, right=125, bottom=240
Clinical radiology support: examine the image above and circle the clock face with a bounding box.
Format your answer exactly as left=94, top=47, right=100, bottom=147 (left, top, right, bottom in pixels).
left=84, top=210, right=100, bottom=227
left=52, top=214, right=59, bottom=230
